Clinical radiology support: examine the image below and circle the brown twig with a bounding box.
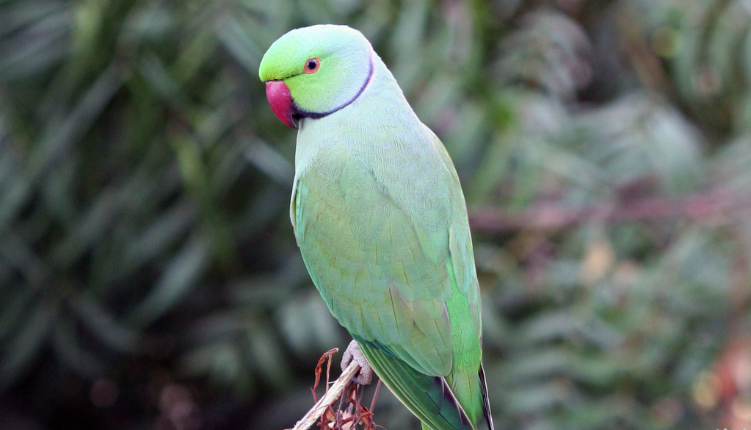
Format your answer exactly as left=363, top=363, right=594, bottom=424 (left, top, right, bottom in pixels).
left=369, top=380, right=382, bottom=414
left=291, top=359, right=361, bottom=430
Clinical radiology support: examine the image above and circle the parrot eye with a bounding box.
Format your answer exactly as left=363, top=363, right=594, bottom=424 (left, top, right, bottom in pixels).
left=304, top=58, right=320, bottom=74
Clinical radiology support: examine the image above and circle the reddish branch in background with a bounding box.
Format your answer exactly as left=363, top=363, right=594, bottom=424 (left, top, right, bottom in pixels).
left=469, top=189, right=748, bottom=234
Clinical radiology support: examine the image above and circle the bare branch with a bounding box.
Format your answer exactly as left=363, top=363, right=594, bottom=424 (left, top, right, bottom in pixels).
left=291, top=360, right=360, bottom=430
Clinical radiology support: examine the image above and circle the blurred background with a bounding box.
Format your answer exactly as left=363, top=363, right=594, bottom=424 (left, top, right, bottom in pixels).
left=2, top=0, right=751, bottom=429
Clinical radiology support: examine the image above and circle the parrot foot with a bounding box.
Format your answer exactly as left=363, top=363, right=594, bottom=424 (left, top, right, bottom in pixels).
left=341, top=340, right=373, bottom=385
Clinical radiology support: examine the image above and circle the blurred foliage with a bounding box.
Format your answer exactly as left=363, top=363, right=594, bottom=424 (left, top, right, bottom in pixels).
left=1, top=0, right=751, bottom=429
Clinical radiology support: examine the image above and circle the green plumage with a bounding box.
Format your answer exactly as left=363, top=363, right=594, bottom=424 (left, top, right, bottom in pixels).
left=260, top=25, right=492, bottom=430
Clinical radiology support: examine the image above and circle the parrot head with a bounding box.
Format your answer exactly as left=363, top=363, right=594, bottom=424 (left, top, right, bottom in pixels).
left=259, top=25, right=374, bottom=128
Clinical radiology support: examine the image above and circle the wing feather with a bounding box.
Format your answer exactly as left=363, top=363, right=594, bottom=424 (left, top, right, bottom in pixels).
left=294, top=145, right=456, bottom=377
left=293, top=131, right=484, bottom=424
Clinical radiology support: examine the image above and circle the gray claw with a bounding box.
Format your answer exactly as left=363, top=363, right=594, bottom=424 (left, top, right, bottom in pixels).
left=341, top=340, right=373, bottom=385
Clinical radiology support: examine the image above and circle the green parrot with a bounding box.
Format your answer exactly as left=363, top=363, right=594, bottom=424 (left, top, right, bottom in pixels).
left=259, top=25, right=493, bottom=430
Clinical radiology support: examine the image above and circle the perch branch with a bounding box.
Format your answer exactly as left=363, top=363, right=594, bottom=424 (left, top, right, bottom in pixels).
left=291, top=360, right=361, bottom=430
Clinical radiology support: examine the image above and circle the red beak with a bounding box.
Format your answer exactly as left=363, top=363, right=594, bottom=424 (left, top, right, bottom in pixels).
left=265, top=80, right=298, bottom=128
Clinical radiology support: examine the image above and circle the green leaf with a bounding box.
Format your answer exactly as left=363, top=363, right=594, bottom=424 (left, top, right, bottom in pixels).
left=1, top=298, right=58, bottom=389
left=128, top=234, right=210, bottom=327
left=68, top=294, right=140, bottom=353
left=51, top=317, right=106, bottom=378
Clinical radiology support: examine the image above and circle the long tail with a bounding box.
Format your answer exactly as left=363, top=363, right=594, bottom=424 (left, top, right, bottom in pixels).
left=358, top=341, right=474, bottom=430
left=479, top=365, right=494, bottom=430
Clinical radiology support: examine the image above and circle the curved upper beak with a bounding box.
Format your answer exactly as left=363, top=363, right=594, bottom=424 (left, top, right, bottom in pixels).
left=265, top=80, right=299, bottom=129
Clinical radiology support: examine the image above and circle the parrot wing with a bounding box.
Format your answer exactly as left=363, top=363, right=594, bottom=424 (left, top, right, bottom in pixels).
left=291, top=130, right=484, bottom=429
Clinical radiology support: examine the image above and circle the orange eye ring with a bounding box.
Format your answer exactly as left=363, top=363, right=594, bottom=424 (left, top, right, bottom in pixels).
left=304, top=57, right=321, bottom=74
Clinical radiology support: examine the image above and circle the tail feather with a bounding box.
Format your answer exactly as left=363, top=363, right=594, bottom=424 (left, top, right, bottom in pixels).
left=479, top=365, right=494, bottom=430
left=358, top=341, right=474, bottom=430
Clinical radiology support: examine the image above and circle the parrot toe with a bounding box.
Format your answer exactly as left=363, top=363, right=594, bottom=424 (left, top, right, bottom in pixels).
left=342, top=339, right=373, bottom=385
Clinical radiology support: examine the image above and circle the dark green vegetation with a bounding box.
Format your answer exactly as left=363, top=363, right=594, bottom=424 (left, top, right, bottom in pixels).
left=2, top=0, right=750, bottom=429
